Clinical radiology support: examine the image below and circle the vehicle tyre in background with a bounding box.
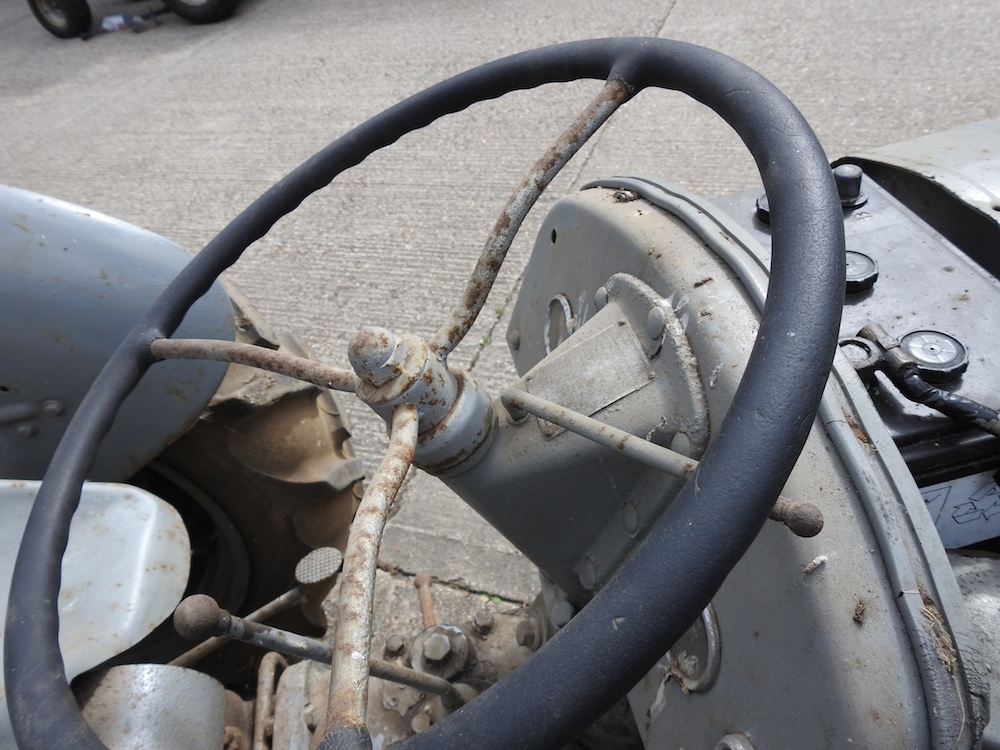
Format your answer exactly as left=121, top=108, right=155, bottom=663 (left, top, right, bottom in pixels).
left=27, top=0, right=91, bottom=38
left=164, top=0, right=242, bottom=24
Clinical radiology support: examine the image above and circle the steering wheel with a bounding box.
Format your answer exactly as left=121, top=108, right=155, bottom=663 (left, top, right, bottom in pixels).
left=5, top=38, right=844, bottom=750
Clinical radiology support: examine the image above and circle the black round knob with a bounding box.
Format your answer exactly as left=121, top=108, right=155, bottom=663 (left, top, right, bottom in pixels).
left=845, top=251, right=878, bottom=294
left=899, top=330, right=969, bottom=383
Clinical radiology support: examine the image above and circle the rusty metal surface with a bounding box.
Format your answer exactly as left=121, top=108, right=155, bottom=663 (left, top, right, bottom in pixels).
left=326, top=403, right=419, bottom=730
left=151, top=337, right=358, bottom=393
left=428, top=79, right=631, bottom=356
left=252, top=652, right=287, bottom=750
left=413, top=573, right=437, bottom=629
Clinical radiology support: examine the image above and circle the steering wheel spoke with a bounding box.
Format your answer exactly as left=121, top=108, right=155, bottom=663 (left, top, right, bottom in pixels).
left=325, top=403, right=418, bottom=731
left=429, top=79, right=631, bottom=356
left=150, top=337, right=359, bottom=392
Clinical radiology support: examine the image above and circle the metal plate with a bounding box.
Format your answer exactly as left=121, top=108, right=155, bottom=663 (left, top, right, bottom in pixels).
left=0, top=480, right=190, bottom=749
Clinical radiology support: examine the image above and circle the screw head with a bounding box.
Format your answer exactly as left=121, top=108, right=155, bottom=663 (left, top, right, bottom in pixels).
left=422, top=632, right=452, bottom=663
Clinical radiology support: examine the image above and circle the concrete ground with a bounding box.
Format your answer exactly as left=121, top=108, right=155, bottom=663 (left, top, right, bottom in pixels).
left=3, top=0, right=1000, bottom=672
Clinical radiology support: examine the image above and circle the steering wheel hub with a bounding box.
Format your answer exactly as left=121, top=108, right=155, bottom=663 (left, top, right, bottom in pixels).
left=348, top=326, right=495, bottom=473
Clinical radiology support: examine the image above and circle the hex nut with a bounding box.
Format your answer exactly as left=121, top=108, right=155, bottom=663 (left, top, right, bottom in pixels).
left=422, top=632, right=452, bottom=663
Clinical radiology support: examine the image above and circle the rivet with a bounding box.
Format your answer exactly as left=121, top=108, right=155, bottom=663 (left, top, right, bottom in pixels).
left=509, top=329, right=521, bottom=351
left=42, top=400, right=64, bottom=417
left=646, top=306, right=666, bottom=340
left=594, top=286, right=609, bottom=311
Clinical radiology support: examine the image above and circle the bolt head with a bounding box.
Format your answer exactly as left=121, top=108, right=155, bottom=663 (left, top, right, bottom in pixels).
left=515, top=619, right=542, bottom=652
left=385, top=634, right=405, bottom=657
left=422, top=632, right=452, bottom=663
left=473, top=609, right=495, bottom=635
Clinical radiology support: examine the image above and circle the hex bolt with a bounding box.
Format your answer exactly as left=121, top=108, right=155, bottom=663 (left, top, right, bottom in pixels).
left=422, top=633, right=452, bottom=663
left=414, top=573, right=437, bottom=628
left=15, top=424, right=35, bottom=438
left=473, top=610, right=495, bottom=636
left=833, top=163, right=867, bottom=208
left=385, top=634, right=405, bottom=657
left=515, top=619, right=542, bottom=653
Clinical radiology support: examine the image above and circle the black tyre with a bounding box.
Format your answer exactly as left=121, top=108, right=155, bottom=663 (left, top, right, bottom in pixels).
left=27, top=0, right=91, bottom=38
left=163, top=0, right=241, bottom=24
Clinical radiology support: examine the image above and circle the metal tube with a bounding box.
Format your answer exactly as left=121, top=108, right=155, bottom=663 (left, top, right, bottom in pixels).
left=252, top=652, right=288, bottom=750
left=325, top=404, right=419, bottom=730
left=150, top=337, right=358, bottom=392
left=172, top=594, right=464, bottom=705
left=502, top=389, right=697, bottom=477
left=428, top=79, right=631, bottom=356
left=502, top=389, right=823, bottom=537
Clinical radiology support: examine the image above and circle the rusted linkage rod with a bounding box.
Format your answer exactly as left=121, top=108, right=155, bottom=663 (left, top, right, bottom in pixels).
left=502, top=389, right=824, bottom=538
left=150, top=337, right=358, bottom=392
left=172, top=594, right=464, bottom=709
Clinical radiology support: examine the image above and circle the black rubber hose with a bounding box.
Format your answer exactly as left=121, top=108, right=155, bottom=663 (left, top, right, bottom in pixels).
left=5, top=38, right=844, bottom=750
left=891, top=363, right=1000, bottom=436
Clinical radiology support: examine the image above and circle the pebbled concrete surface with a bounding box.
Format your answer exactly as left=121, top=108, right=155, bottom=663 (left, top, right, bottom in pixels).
left=3, top=0, right=1000, bottom=628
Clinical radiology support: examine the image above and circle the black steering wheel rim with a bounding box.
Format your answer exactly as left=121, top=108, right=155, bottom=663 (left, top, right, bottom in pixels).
left=5, top=38, right=845, bottom=750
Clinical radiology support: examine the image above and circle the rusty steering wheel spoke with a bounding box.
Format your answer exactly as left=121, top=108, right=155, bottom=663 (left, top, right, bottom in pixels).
left=150, top=337, right=359, bottom=392
left=428, top=79, right=631, bottom=357
left=325, top=403, right=419, bottom=731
